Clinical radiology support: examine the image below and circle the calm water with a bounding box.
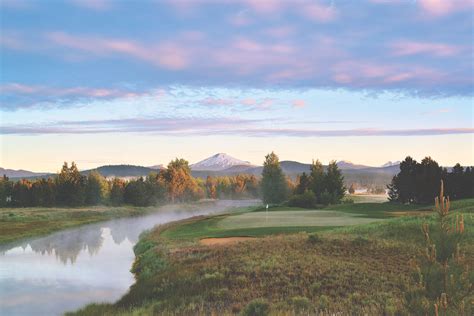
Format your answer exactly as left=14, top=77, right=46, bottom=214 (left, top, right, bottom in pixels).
left=0, top=200, right=260, bottom=316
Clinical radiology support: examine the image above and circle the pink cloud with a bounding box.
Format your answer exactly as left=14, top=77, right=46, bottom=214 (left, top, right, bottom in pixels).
left=0, top=83, right=144, bottom=99
left=299, top=1, right=337, bottom=22
left=418, top=0, right=473, bottom=17
left=243, top=0, right=283, bottom=13
left=292, top=99, right=306, bottom=108
left=390, top=40, right=461, bottom=57
left=70, top=0, right=111, bottom=11
left=241, top=98, right=256, bottom=106
left=333, top=73, right=352, bottom=84
left=332, top=60, right=445, bottom=86
left=46, top=32, right=189, bottom=70
left=0, top=33, right=26, bottom=50
left=233, top=37, right=263, bottom=52
left=229, top=10, right=253, bottom=26
left=200, top=97, right=234, bottom=106
left=262, top=26, right=295, bottom=38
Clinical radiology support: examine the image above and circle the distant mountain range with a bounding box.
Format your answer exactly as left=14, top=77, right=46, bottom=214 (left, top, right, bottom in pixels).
left=1, top=153, right=404, bottom=187
left=0, top=168, right=48, bottom=179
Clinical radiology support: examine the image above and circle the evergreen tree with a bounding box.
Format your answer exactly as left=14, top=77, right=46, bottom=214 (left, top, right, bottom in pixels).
left=31, top=178, right=56, bottom=206
left=324, top=161, right=345, bottom=204
left=295, top=172, right=311, bottom=195
left=309, top=160, right=325, bottom=202
left=85, top=171, right=108, bottom=205
left=261, top=152, right=288, bottom=204
left=12, top=179, right=32, bottom=207
left=109, top=178, right=125, bottom=206
left=0, top=175, right=13, bottom=207
left=124, top=177, right=148, bottom=206
left=56, top=162, right=86, bottom=206
left=145, top=173, right=166, bottom=205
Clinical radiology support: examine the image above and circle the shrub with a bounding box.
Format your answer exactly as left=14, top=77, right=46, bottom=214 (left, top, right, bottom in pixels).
left=307, top=233, right=322, bottom=244
left=319, top=190, right=334, bottom=205
left=288, top=190, right=316, bottom=208
left=318, top=295, right=330, bottom=310
left=310, top=281, right=322, bottom=295
left=290, top=296, right=311, bottom=312
left=352, top=236, right=370, bottom=247
left=406, top=181, right=472, bottom=315
left=241, top=298, right=270, bottom=316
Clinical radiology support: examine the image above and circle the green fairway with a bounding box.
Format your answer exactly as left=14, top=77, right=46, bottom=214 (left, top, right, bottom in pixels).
left=217, top=210, right=380, bottom=229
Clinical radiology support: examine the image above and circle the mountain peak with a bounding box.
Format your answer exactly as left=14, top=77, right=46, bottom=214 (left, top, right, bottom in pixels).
left=381, top=161, right=401, bottom=168
left=336, top=160, right=370, bottom=170
left=191, top=153, right=253, bottom=171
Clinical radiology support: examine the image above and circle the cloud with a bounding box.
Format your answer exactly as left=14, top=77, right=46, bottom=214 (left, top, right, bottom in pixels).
left=390, top=40, right=462, bottom=57
left=0, top=117, right=260, bottom=135
left=46, top=32, right=189, bottom=70
left=292, top=99, right=306, bottom=108
left=2, top=116, right=472, bottom=138
left=299, top=1, right=337, bottom=22
left=418, top=0, right=473, bottom=17
left=220, top=128, right=474, bottom=138
left=261, top=26, right=295, bottom=38
left=0, top=83, right=155, bottom=110
left=199, top=97, right=234, bottom=106
left=420, top=108, right=453, bottom=116
left=168, top=0, right=338, bottom=22
left=69, top=0, right=111, bottom=11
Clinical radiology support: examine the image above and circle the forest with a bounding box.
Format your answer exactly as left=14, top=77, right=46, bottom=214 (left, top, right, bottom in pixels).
left=1, top=154, right=472, bottom=208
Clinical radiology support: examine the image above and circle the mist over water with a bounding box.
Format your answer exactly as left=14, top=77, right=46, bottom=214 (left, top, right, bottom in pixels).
left=0, top=200, right=260, bottom=316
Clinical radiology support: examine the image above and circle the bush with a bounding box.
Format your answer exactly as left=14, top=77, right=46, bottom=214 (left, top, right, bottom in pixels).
left=288, top=190, right=316, bottom=208
left=241, top=298, right=270, bottom=316
left=310, top=281, right=322, bottom=295
left=351, top=236, right=370, bottom=246
left=319, top=190, right=334, bottom=205
left=307, top=233, right=322, bottom=244
left=290, top=296, right=311, bottom=312
left=318, top=295, right=330, bottom=310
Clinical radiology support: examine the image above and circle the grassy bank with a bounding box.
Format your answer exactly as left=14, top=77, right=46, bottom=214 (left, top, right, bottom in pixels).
left=68, top=198, right=473, bottom=315
left=0, top=205, right=160, bottom=244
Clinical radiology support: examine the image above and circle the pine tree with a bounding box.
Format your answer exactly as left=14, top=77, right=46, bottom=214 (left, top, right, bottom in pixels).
left=261, top=152, right=288, bottom=204
left=109, top=178, right=125, bottom=206
left=407, top=180, right=472, bottom=315
left=324, top=161, right=345, bottom=204
left=309, top=160, right=325, bottom=202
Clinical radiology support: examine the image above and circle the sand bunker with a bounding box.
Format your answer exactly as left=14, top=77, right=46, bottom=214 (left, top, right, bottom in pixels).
left=200, top=237, right=255, bottom=246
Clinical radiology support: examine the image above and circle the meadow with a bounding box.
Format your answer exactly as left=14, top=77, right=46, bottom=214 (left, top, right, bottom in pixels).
left=69, top=198, right=474, bottom=315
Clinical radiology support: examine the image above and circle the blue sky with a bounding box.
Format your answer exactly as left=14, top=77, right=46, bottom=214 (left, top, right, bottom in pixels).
left=0, top=0, right=473, bottom=171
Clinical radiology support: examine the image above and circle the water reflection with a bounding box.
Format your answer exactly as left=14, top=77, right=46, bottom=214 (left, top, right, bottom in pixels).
left=0, top=200, right=260, bottom=316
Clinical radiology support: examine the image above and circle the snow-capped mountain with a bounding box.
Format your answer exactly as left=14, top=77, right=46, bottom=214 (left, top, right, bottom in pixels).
left=336, top=160, right=370, bottom=170
left=191, top=153, right=253, bottom=171
left=148, top=164, right=164, bottom=170
left=381, top=161, right=401, bottom=168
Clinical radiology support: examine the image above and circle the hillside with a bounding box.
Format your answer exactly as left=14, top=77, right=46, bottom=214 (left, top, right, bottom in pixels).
left=82, top=165, right=156, bottom=178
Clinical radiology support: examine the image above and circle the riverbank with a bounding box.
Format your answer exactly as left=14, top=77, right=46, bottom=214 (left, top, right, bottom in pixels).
left=0, top=200, right=259, bottom=245
left=69, top=199, right=474, bottom=315
left=0, top=205, right=160, bottom=244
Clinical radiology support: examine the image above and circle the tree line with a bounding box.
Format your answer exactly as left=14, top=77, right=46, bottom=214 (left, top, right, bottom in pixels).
left=0, top=160, right=259, bottom=207
left=388, top=156, right=474, bottom=204
left=260, top=152, right=346, bottom=207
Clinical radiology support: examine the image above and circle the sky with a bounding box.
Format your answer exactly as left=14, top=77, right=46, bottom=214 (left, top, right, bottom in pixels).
left=0, top=0, right=473, bottom=172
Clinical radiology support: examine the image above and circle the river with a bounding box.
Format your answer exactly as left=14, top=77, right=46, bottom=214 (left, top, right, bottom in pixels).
left=0, top=200, right=260, bottom=316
